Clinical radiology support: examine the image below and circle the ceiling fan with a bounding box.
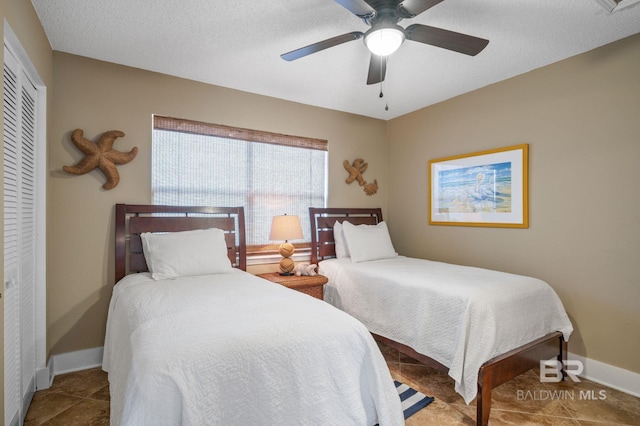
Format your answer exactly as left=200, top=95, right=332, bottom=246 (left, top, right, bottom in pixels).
left=281, top=0, right=489, bottom=85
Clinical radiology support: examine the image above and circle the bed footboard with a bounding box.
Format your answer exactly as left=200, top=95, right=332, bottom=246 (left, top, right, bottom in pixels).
left=476, top=331, right=566, bottom=426
left=373, top=331, right=566, bottom=426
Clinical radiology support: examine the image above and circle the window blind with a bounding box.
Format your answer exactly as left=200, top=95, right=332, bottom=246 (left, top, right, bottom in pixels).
left=152, top=116, right=327, bottom=250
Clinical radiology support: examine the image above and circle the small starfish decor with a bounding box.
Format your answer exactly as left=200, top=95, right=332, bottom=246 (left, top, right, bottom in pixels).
left=63, top=129, right=138, bottom=190
left=343, top=158, right=379, bottom=196
left=343, top=158, right=368, bottom=186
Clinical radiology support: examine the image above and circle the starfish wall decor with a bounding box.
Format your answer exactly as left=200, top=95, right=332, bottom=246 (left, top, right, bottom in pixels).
left=63, top=129, right=138, bottom=190
left=343, top=158, right=379, bottom=196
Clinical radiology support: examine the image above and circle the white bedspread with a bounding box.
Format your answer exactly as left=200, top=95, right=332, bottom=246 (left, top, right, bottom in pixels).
left=320, top=257, right=573, bottom=404
left=102, top=270, right=403, bottom=426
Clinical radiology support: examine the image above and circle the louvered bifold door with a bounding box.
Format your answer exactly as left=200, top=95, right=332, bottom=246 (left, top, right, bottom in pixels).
left=4, top=43, right=37, bottom=426
left=4, top=43, right=22, bottom=426
left=19, top=60, right=37, bottom=418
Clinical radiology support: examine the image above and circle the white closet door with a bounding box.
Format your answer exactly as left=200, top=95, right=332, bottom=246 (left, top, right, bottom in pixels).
left=4, top=43, right=22, bottom=426
left=4, top=43, right=37, bottom=426
left=19, top=61, right=37, bottom=411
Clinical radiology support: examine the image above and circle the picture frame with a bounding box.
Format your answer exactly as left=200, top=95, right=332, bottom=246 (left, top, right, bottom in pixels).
left=428, top=144, right=529, bottom=228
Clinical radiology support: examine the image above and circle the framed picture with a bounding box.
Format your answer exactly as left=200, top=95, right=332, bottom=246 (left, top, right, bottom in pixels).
left=428, top=144, right=528, bottom=228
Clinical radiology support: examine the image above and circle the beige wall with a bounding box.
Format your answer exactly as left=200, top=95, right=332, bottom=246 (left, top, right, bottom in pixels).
left=49, top=52, right=388, bottom=355
left=2, top=0, right=53, bottom=418
left=387, top=33, right=640, bottom=374
left=3, top=0, right=638, bottom=399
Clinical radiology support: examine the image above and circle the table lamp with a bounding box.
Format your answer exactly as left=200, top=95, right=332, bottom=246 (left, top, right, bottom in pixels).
left=269, top=214, right=304, bottom=276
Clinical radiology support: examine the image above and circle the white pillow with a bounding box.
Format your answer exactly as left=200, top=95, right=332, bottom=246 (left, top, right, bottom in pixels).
left=333, top=221, right=350, bottom=258
left=341, top=221, right=397, bottom=263
left=141, top=227, right=233, bottom=280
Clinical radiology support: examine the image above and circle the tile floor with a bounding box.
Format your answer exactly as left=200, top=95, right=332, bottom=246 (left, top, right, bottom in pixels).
left=24, top=367, right=109, bottom=425
left=25, top=342, right=640, bottom=425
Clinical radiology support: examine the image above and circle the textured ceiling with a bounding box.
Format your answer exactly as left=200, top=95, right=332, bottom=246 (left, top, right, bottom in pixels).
left=32, top=0, right=640, bottom=120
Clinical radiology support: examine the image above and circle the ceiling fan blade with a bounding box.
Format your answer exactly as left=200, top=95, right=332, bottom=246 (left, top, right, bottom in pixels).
left=405, top=24, right=489, bottom=56
left=366, top=54, right=387, bottom=85
left=281, top=32, right=364, bottom=61
left=334, top=0, right=376, bottom=19
left=398, top=0, right=446, bottom=18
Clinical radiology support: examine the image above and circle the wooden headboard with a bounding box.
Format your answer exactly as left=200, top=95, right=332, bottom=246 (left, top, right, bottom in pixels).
left=115, top=204, right=247, bottom=282
left=309, top=207, right=383, bottom=265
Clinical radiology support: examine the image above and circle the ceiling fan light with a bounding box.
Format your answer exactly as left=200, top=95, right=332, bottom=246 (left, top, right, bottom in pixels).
left=365, top=26, right=405, bottom=56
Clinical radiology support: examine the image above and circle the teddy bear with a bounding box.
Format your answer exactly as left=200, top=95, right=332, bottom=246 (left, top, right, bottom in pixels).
left=293, top=263, right=318, bottom=277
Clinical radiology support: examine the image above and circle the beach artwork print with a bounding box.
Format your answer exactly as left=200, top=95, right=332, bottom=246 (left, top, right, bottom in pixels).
left=436, top=162, right=512, bottom=214
left=429, top=144, right=528, bottom=228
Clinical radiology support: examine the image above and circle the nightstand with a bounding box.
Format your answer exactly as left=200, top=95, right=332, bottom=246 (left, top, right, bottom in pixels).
left=256, top=272, right=328, bottom=300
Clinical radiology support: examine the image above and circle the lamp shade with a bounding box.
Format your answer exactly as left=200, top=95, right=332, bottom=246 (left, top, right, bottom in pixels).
left=269, top=215, right=304, bottom=241
left=364, top=23, right=405, bottom=56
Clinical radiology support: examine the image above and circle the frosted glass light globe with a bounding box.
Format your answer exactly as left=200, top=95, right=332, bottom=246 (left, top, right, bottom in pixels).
left=365, top=26, right=405, bottom=56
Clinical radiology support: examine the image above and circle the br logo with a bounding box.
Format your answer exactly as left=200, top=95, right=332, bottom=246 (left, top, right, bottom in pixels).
left=540, top=359, right=584, bottom=383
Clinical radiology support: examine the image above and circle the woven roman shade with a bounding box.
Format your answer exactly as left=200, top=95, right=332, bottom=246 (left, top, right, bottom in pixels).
left=151, top=115, right=327, bottom=251
left=153, top=115, right=327, bottom=151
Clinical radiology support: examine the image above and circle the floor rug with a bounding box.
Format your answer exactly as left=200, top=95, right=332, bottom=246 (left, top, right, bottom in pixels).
left=395, top=380, right=435, bottom=419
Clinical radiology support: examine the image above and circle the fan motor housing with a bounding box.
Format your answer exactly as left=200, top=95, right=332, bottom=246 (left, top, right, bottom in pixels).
left=361, top=1, right=405, bottom=26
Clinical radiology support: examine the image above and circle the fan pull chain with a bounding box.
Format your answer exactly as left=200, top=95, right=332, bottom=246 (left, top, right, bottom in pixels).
left=379, top=55, right=384, bottom=98
left=382, top=56, right=389, bottom=111
left=380, top=82, right=389, bottom=111
left=374, top=56, right=389, bottom=111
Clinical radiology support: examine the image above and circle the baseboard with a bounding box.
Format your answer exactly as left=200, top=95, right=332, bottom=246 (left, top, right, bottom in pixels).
left=36, top=359, right=54, bottom=390
left=22, top=377, right=35, bottom=421
left=41, top=347, right=639, bottom=399
left=569, top=352, right=640, bottom=398
left=52, top=346, right=104, bottom=376
left=8, top=411, right=18, bottom=426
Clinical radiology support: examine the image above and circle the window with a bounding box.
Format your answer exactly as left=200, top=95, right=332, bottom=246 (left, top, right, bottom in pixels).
left=152, top=116, right=327, bottom=254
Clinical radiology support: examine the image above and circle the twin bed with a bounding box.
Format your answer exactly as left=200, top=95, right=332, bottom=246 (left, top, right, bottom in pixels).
left=309, top=207, right=573, bottom=426
left=103, top=203, right=572, bottom=426
left=104, top=204, right=404, bottom=426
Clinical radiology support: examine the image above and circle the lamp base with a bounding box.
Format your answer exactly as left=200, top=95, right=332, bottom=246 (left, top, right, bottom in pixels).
left=278, top=254, right=295, bottom=275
